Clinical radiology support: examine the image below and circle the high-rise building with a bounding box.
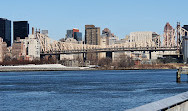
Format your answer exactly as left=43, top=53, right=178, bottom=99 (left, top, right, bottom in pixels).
left=12, top=42, right=26, bottom=60
left=101, top=28, right=118, bottom=45
left=66, top=28, right=82, bottom=41
left=102, top=28, right=111, bottom=37
left=74, top=32, right=82, bottom=41
left=19, top=34, right=41, bottom=60
left=85, top=25, right=100, bottom=45
left=73, top=28, right=79, bottom=38
left=0, top=18, right=11, bottom=46
left=13, top=21, right=29, bottom=41
left=66, top=30, right=73, bottom=38
left=85, top=25, right=101, bottom=64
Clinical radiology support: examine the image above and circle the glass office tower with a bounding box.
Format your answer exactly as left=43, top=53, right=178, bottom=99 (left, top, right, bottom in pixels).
left=66, top=30, right=73, bottom=38
left=13, top=21, right=29, bottom=41
left=0, top=18, right=11, bottom=46
left=74, top=32, right=82, bottom=41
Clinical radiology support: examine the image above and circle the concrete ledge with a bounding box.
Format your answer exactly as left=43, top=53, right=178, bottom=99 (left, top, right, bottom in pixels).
left=126, top=91, right=188, bottom=111
left=166, top=101, right=188, bottom=111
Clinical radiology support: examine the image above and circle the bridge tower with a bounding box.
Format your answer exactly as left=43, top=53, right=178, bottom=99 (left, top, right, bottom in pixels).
left=177, top=22, right=181, bottom=55
left=163, top=22, right=176, bottom=47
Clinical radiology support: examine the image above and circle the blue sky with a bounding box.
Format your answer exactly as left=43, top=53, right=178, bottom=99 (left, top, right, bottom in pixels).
left=1, top=0, right=187, bottom=40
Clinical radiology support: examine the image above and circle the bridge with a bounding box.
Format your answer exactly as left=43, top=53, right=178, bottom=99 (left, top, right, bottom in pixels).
left=36, top=23, right=188, bottom=60
left=41, top=47, right=178, bottom=55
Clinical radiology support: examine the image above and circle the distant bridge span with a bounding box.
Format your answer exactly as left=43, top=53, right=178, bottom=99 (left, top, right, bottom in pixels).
left=40, top=47, right=178, bottom=55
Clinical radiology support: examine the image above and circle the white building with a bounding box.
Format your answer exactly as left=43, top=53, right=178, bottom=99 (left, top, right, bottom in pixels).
left=129, top=31, right=160, bottom=47
left=28, top=35, right=40, bottom=60
left=20, top=35, right=40, bottom=60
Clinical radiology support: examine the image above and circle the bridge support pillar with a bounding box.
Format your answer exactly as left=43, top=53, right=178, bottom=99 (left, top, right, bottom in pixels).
left=56, top=54, right=60, bottom=61
left=149, top=51, right=152, bottom=60
left=40, top=54, right=45, bottom=60
left=83, top=53, right=86, bottom=62
left=106, top=51, right=112, bottom=59
left=177, top=69, right=181, bottom=83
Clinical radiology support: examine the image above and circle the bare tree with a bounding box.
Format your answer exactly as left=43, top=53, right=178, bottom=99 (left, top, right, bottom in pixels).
left=98, top=57, right=112, bottom=67
left=113, top=54, right=134, bottom=68
left=118, top=55, right=134, bottom=68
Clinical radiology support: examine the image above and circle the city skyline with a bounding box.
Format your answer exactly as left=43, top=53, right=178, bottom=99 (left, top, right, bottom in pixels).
left=1, top=1, right=188, bottom=111
left=1, top=0, right=188, bottom=40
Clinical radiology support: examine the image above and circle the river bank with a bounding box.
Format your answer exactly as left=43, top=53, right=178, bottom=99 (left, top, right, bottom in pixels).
left=98, top=63, right=186, bottom=70
left=0, top=63, right=185, bottom=72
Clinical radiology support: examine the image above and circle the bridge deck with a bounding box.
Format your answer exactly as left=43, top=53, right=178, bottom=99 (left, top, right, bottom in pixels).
left=41, top=47, right=178, bottom=55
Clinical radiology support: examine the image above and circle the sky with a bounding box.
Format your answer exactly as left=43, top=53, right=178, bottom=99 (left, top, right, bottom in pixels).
left=0, top=0, right=188, bottom=40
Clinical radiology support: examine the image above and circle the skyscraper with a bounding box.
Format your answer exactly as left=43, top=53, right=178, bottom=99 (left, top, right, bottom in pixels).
left=66, top=28, right=82, bottom=41
left=0, top=18, right=11, bottom=46
left=85, top=25, right=100, bottom=45
left=73, top=28, right=79, bottom=38
left=74, top=32, right=82, bottom=41
left=66, top=30, right=73, bottom=38
left=13, top=21, right=29, bottom=41
left=85, top=25, right=101, bottom=64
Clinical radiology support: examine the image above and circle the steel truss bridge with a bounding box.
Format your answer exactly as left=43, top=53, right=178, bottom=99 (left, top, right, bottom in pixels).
left=40, top=47, right=178, bottom=55
left=36, top=23, right=188, bottom=56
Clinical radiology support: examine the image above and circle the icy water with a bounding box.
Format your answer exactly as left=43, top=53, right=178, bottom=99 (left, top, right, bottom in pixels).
left=0, top=70, right=188, bottom=111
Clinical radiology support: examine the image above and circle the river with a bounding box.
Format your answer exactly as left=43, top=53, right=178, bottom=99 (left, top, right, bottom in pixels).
left=0, top=70, right=188, bottom=111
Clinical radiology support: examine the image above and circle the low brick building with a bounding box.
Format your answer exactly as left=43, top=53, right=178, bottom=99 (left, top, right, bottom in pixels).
left=12, top=42, right=26, bottom=60
left=0, top=37, right=7, bottom=62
